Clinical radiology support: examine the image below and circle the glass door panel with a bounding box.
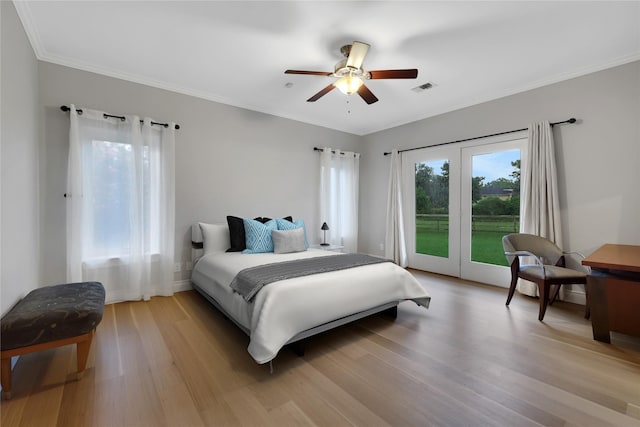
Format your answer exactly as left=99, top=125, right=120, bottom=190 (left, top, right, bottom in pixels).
left=403, top=147, right=460, bottom=277
left=415, top=159, right=449, bottom=258
left=460, top=139, right=526, bottom=285
left=470, top=149, right=520, bottom=266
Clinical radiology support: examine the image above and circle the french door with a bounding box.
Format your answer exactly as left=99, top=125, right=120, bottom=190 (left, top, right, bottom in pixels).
left=403, top=135, right=526, bottom=286
left=403, top=146, right=460, bottom=276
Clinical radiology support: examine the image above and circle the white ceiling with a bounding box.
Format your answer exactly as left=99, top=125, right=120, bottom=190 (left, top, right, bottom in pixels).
left=14, top=1, right=640, bottom=135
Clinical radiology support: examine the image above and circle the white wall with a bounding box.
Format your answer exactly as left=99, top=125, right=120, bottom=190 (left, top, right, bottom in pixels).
left=37, top=62, right=361, bottom=283
left=1, top=1, right=41, bottom=315
left=359, top=61, right=640, bottom=266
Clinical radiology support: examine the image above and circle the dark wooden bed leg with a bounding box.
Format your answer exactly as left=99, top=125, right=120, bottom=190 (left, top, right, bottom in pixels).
left=288, top=341, right=305, bottom=357
left=383, top=305, right=398, bottom=319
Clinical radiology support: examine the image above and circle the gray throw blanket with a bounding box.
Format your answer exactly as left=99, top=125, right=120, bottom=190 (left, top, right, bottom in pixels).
left=231, top=253, right=391, bottom=302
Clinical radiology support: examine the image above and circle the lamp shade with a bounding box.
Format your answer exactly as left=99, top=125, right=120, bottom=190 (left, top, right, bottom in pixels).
left=321, top=222, right=329, bottom=231
left=334, top=76, right=363, bottom=95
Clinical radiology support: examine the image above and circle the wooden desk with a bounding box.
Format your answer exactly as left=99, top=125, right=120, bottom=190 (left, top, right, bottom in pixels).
left=582, top=244, right=640, bottom=343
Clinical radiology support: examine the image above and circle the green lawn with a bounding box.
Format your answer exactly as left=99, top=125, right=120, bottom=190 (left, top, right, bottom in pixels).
left=470, top=232, right=509, bottom=266
left=416, top=217, right=514, bottom=266
left=416, top=230, right=449, bottom=258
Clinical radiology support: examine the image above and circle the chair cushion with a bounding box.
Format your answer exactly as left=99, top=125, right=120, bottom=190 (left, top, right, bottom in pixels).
left=520, top=265, right=586, bottom=280
left=0, top=282, right=105, bottom=351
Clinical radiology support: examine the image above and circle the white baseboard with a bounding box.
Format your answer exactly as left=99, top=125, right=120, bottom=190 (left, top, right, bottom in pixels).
left=405, top=267, right=588, bottom=307
left=560, top=288, right=587, bottom=306
left=173, top=279, right=193, bottom=293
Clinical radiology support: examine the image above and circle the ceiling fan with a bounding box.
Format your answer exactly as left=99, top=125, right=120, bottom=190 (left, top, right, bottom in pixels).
left=285, top=41, right=418, bottom=105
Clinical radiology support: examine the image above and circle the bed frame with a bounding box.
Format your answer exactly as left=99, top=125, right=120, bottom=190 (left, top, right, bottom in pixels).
left=191, top=282, right=398, bottom=355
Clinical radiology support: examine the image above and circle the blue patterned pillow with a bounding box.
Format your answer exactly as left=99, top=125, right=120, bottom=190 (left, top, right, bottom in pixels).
left=276, top=218, right=309, bottom=248
left=242, top=218, right=277, bottom=254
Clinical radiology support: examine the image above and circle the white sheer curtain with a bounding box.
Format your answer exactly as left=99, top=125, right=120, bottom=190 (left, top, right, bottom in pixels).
left=319, top=147, right=360, bottom=253
left=66, top=105, right=175, bottom=303
left=385, top=150, right=408, bottom=267
left=518, top=120, right=563, bottom=296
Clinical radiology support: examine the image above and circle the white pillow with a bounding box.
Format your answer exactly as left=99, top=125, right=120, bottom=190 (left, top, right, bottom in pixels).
left=199, top=223, right=230, bottom=254
left=272, top=228, right=307, bottom=254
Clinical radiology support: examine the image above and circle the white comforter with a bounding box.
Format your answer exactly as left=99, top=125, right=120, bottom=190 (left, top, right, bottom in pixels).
left=191, top=249, right=430, bottom=364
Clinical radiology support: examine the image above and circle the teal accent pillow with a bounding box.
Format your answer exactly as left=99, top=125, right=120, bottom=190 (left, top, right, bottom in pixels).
left=276, top=218, right=309, bottom=248
left=242, top=218, right=278, bottom=254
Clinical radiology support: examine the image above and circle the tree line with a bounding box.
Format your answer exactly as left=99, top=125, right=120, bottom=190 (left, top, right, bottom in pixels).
left=415, top=160, right=520, bottom=216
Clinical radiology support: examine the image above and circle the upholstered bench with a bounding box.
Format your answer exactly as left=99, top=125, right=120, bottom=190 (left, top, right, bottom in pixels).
left=0, top=281, right=105, bottom=399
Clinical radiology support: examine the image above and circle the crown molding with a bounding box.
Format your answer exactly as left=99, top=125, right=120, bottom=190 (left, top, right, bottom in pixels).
left=13, top=1, right=45, bottom=59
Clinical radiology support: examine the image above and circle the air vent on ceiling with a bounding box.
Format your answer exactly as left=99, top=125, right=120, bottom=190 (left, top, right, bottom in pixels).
left=411, top=82, right=434, bottom=92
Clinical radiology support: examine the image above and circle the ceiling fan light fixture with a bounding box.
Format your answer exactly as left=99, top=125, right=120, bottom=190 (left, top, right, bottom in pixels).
left=334, top=76, right=363, bottom=95
left=285, top=40, right=417, bottom=104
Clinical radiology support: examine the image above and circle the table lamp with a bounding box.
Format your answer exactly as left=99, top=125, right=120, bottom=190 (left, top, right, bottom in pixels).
left=321, top=222, right=329, bottom=246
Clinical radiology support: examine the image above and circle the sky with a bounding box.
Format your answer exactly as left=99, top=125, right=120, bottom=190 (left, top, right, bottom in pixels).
left=472, top=149, right=520, bottom=183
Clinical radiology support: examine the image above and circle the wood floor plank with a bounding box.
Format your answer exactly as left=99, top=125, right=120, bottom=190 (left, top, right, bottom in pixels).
left=91, top=376, right=125, bottom=427
left=0, top=353, right=46, bottom=426
left=129, top=301, right=205, bottom=427
left=115, top=303, right=169, bottom=427
left=56, top=366, right=95, bottom=427
left=199, top=398, right=242, bottom=427
left=147, top=307, right=225, bottom=413
left=92, top=304, right=123, bottom=383
left=222, top=387, right=273, bottom=426
left=2, top=270, right=639, bottom=426
left=266, top=400, right=318, bottom=426
left=286, top=360, right=392, bottom=427
left=478, top=362, right=640, bottom=427
left=346, top=329, right=551, bottom=427
left=18, top=347, right=72, bottom=427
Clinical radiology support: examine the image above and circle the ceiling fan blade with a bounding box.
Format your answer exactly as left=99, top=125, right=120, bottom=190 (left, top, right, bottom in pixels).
left=346, top=41, right=370, bottom=69
left=307, top=84, right=336, bottom=102
left=285, top=70, right=333, bottom=76
left=357, top=84, right=379, bottom=105
left=368, top=69, right=418, bottom=79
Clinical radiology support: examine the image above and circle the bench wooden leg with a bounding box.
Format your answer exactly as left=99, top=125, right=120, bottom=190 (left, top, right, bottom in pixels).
left=76, top=330, right=94, bottom=379
left=0, top=330, right=96, bottom=397
left=1, top=357, right=12, bottom=399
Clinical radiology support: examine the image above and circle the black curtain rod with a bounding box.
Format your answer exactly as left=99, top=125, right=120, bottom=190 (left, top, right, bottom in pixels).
left=313, top=147, right=359, bottom=157
left=382, top=118, right=576, bottom=156
left=60, top=105, right=180, bottom=130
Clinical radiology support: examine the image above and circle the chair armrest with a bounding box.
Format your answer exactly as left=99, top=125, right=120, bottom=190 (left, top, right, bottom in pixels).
left=563, top=250, right=586, bottom=259
left=563, top=251, right=590, bottom=272
left=504, top=251, right=546, bottom=277
left=505, top=250, right=544, bottom=264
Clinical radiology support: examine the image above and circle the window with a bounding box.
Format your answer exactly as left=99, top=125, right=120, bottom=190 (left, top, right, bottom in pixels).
left=319, top=148, right=360, bottom=253
left=85, top=140, right=160, bottom=260
left=67, top=106, right=175, bottom=302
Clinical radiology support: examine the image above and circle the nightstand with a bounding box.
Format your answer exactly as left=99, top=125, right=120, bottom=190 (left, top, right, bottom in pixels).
left=310, top=244, right=344, bottom=252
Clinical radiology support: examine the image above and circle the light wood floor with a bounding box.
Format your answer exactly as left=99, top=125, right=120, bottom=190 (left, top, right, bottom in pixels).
left=2, top=271, right=640, bottom=426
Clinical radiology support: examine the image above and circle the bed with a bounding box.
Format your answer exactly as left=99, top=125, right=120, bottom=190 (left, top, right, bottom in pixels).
left=190, top=221, right=431, bottom=364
